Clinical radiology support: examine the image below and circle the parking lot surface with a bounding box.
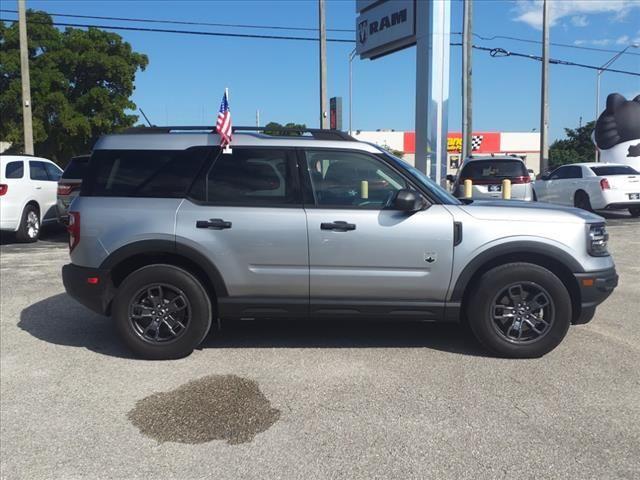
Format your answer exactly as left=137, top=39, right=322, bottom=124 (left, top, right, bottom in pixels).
left=1, top=215, right=639, bottom=480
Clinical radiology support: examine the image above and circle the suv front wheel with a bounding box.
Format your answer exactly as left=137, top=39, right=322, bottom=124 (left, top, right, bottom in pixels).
left=467, top=263, right=571, bottom=358
left=112, top=265, right=212, bottom=360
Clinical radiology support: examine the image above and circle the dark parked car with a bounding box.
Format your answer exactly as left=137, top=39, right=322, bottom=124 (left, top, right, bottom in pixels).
left=57, top=155, right=90, bottom=223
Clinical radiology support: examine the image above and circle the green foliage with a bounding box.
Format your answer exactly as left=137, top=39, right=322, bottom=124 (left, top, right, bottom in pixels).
left=548, top=121, right=596, bottom=170
left=0, top=11, right=148, bottom=165
left=263, top=122, right=307, bottom=136
left=379, top=142, right=404, bottom=158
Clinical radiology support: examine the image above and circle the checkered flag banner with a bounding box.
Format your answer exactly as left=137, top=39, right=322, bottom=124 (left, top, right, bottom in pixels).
left=471, top=135, right=484, bottom=151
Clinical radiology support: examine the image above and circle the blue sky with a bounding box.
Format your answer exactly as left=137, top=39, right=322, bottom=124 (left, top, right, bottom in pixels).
left=14, top=0, right=640, bottom=140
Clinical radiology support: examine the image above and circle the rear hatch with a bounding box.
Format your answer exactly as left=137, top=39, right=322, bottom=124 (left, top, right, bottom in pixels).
left=458, top=159, right=530, bottom=198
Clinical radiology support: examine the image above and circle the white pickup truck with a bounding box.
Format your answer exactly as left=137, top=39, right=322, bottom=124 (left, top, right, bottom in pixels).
left=534, top=162, right=640, bottom=217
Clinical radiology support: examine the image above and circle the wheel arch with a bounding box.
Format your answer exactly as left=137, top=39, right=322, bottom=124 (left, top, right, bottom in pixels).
left=451, top=242, right=583, bottom=323
left=100, top=240, right=228, bottom=312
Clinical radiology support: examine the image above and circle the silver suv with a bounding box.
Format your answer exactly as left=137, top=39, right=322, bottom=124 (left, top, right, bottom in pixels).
left=449, top=156, right=534, bottom=201
left=62, top=127, right=618, bottom=359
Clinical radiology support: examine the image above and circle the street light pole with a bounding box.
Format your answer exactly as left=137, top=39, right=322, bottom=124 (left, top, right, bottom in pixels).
left=594, top=43, right=638, bottom=161
left=348, top=47, right=356, bottom=135
left=318, top=0, right=328, bottom=129
left=539, top=0, right=549, bottom=175
left=462, top=0, right=473, bottom=160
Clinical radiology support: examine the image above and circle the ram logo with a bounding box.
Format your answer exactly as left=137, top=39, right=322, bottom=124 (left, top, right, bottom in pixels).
left=358, top=20, right=368, bottom=44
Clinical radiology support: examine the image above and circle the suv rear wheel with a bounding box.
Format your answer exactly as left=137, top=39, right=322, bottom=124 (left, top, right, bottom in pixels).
left=15, top=204, right=40, bottom=243
left=112, top=265, right=212, bottom=360
left=467, top=263, right=571, bottom=358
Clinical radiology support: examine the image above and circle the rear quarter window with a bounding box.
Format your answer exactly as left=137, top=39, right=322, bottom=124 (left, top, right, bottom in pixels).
left=5, top=161, right=24, bottom=179
left=83, top=148, right=213, bottom=197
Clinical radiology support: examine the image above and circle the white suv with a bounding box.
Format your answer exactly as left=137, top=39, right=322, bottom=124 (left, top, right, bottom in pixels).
left=0, top=155, right=62, bottom=242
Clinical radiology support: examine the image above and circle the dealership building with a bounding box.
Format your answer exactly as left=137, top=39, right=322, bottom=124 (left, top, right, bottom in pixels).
left=352, top=130, right=542, bottom=175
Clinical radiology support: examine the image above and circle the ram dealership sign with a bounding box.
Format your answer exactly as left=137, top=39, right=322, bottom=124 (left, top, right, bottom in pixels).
left=356, top=0, right=416, bottom=59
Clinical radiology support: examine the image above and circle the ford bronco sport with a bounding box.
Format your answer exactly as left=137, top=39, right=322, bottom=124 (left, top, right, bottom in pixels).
left=62, top=127, right=618, bottom=359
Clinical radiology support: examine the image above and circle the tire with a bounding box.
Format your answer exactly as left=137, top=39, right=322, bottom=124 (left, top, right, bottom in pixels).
left=112, top=264, right=212, bottom=360
left=467, top=262, right=572, bottom=358
left=574, top=191, right=593, bottom=212
left=629, top=207, right=640, bottom=218
left=15, top=204, right=40, bottom=243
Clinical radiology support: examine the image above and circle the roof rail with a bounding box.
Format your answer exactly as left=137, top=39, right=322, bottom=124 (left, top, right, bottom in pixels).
left=121, top=125, right=356, bottom=141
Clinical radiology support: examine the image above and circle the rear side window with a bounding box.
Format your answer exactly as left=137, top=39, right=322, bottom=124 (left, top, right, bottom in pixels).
left=29, top=161, right=49, bottom=181
left=189, top=148, right=298, bottom=206
left=62, top=157, right=89, bottom=179
left=84, top=148, right=212, bottom=197
left=460, top=160, right=528, bottom=181
left=591, top=165, right=639, bottom=176
left=45, top=162, right=62, bottom=181
left=5, top=161, right=23, bottom=179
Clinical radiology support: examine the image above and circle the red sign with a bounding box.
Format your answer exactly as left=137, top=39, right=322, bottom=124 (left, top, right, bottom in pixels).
left=403, top=132, right=501, bottom=154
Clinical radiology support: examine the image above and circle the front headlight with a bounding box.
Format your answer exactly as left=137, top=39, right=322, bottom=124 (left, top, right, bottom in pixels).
left=588, top=223, right=609, bottom=257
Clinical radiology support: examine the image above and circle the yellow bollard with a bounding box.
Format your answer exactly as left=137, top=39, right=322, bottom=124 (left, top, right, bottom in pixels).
left=464, top=179, right=473, bottom=199
left=502, top=179, right=512, bottom=200
left=360, top=180, right=369, bottom=199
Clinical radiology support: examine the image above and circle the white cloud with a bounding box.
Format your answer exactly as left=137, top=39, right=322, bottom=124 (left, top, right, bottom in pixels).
left=616, top=35, right=630, bottom=45
left=573, top=40, right=586, bottom=46
left=513, top=0, right=640, bottom=30
left=592, top=39, right=612, bottom=46
left=570, top=15, right=589, bottom=27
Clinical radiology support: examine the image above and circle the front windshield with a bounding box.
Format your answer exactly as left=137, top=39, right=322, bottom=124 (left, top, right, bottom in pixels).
left=380, top=151, right=462, bottom=205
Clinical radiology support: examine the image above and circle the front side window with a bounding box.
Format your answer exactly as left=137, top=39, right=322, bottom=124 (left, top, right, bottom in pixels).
left=190, top=148, right=297, bottom=206
left=5, top=161, right=24, bottom=179
left=550, top=167, right=568, bottom=180
left=305, top=150, right=407, bottom=208
left=29, top=161, right=49, bottom=181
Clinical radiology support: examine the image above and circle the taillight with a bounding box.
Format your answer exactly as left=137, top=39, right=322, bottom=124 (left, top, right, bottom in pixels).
left=0, top=184, right=7, bottom=196
left=68, top=212, right=80, bottom=252
left=510, top=175, right=531, bottom=184
left=57, top=184, right=74, bottom=195
left=600, top=178, right=611, bottom=190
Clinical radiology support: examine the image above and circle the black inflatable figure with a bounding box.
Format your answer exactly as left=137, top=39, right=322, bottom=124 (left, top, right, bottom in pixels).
left=593, top=93, right=640, bottom=170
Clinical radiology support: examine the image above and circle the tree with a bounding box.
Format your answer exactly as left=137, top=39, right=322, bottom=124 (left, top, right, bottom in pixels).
left=263, top=122, right=307, bottom=136
left=548, top=121, right=596, bottom=170
left=0, top=11, right=148, bottom=165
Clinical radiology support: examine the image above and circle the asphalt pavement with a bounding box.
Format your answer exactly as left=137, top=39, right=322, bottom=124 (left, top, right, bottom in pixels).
left=1, top=214, right=638, bottom=479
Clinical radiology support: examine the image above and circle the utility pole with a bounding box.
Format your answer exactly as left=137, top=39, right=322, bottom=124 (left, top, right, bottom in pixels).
left=318, top=0, right=328, bottom=129
left=539, top=0, right=549, bottom=174
left=256, top=109, right=260, bottom=127
left=462, top=0, right=473, bottom=160
left=18, top=0, right=34, bottom=155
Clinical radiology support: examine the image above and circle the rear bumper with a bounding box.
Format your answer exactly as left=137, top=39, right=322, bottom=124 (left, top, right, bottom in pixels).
left=604, top=202, right=640, bottom=210
left=62, top=264, right=113, bottom=315
left=573, top=266, right=618, bottom=324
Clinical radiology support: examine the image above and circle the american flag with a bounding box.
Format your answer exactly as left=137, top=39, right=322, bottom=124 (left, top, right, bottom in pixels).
left=216, top=89, right=232, bottom=147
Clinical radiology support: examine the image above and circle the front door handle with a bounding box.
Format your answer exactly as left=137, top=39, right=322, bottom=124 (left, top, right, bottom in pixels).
left=321, top=221, right=356, bottom=231
left=196, top=218, right=232, bottom=230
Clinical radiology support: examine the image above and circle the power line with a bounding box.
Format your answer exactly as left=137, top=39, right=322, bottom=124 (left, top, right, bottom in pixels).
left=0, top=9, right=354, bottom=33
left=3, top=8, right=638, bottom=57
left=451, top=31, right=640, bottom=57
left=2, top=17, right=638, bottom=76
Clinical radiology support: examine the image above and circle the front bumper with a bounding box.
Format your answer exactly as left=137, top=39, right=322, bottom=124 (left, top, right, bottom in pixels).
left=573, top=266, right=618, bottom=324
left=62, top=264, right=114, bottom=315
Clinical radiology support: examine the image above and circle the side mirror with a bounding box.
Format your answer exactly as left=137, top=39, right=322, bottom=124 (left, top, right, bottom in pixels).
left=392, top=189, right=426, bottom=212
left=540, top=171, right=550, bottom=181
left=446, top=174, right=456, bottom=183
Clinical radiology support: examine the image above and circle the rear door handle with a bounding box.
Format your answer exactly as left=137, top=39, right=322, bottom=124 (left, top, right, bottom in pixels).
left=196, top=218, right=232, bottom=230
left=321, top=221, right=356, bottom=231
